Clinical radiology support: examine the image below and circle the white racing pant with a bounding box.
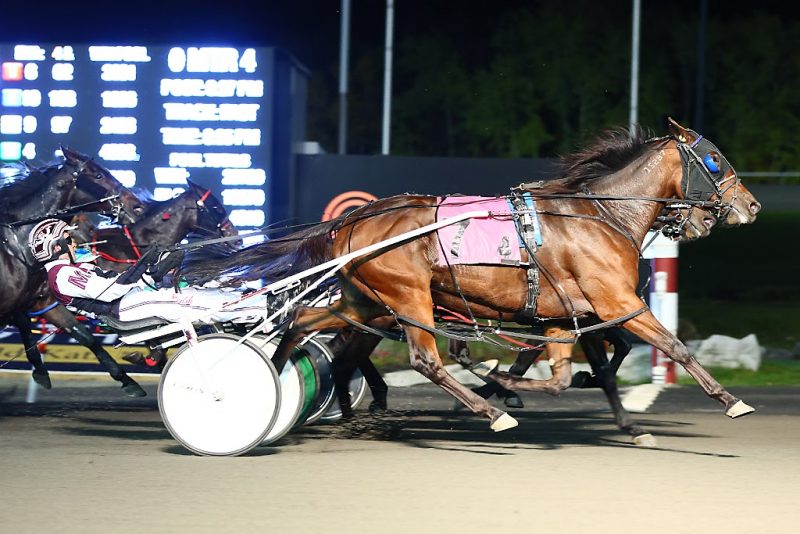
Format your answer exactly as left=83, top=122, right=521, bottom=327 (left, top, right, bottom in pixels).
left=117, top=287, right=268, bottom=325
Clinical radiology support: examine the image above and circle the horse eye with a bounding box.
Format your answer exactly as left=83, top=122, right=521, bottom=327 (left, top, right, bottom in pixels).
left=95, top=173, right=103, bottom=179
left=703, top=153, right=721, bottom=173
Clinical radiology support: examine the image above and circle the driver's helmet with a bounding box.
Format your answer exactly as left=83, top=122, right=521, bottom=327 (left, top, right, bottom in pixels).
left=28, top=218, right=74, bottom=262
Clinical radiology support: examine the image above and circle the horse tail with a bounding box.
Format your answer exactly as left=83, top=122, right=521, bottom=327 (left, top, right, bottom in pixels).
left=179, top=219, right=338, bottom=286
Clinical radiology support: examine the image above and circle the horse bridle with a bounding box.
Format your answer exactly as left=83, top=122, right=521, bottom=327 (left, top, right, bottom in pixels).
left=191, top=188, right=235, bottom=237
left=674, top=132, right=740, bottom=221
left=66, top=158, right=126, bottom=221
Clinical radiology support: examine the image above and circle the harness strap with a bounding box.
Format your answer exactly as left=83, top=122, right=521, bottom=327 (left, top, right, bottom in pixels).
left=325, top=306, right=405, bottom=341
left=27, top=301, right=60, bottom=317
left=123, top=225, right=142, bottom=259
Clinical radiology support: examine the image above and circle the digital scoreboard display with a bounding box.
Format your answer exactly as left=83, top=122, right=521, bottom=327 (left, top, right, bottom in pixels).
left=0, top=44, right=275, bottom=235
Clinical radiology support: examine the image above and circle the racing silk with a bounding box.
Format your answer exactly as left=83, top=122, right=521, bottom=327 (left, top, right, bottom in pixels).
left=45, top=260, right=142, bottom=306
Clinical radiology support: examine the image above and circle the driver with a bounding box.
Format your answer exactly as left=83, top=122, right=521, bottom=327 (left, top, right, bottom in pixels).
left=29, top=218, right=267, bottom=325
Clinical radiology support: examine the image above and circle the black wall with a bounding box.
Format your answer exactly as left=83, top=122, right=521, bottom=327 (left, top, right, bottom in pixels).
left=291, top=154, right=559, bottom=223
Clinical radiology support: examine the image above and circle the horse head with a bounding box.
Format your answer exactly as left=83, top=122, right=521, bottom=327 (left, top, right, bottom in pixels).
left=60, top=146, right=145, bottom=225
left=666, top=118, right=761, bottom=227
left=182, top=179, right=241, bottom=246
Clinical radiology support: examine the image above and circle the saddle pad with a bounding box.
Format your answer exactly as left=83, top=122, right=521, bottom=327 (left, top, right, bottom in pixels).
left=435, top=196, right=520, bottom=266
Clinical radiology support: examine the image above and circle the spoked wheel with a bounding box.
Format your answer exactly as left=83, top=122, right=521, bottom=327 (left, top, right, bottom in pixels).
left=158, top=334, right=280, bottom=457
left=250, top=336, right=319, bottom=444
left=312, top=333, right=369, bottom=423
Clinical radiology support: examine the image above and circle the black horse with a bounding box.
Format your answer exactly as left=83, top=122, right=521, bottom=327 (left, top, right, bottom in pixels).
left=23, top=180, right=239, bottom=385
left=0, top=147, right=146, bottom=395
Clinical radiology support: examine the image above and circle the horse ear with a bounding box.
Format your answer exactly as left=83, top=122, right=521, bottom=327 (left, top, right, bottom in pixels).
left=60, top=145, right=87, bottom=164
left=186, top=178, right=202, bottom=191
left=666, top=117, right=698, bottom=144
left=60, top=145, right=77, bottom=163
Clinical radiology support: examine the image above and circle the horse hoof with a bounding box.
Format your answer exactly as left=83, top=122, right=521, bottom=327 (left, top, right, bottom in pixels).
left=490, top=413, right=518, bottom=432
left=726, top=400, right=755, bottom=418
left=633, top=433, right=658, bottom=447
left=121, top=382, right=147, bottom=398
left=471, top=359, right=499, bottom=377
left=368, top=400, right=387, bottom=413
left=570, top=371, right=593, bottom=389
left=503, top=394, right=524, bottom=409
left=32, top=369, right=52, bottom=390
left=122, top=352, right=146, bottom=366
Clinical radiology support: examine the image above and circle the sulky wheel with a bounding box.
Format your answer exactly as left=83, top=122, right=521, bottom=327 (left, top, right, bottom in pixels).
left=158, top=333, right=281, bottom=457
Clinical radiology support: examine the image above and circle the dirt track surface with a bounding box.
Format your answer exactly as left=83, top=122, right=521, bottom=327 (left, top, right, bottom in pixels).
left=1, top=375, right=799, bottom=534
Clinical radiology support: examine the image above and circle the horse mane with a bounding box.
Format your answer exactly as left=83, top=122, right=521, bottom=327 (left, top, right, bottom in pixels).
left=178, top=218, right=341, bottom=286
left=535, top=125, right=652, bottom=194
left=0, top=163, right=61, bottom=218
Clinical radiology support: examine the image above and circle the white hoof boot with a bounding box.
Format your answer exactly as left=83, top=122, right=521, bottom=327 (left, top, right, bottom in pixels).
left=726, top=400, right=755, bottom=418
left=471, top=359, right=499, bottom=378
left=490, top=413, right=518, bottom=432
left=633, top=433, right=658, bottom=447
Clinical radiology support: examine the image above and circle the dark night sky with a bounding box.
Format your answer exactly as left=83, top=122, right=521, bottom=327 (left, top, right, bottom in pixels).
left=6, top=0, right=798, bottom=73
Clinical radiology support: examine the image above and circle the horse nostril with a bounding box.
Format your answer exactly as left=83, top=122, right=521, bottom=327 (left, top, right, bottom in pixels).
left=703, top=217, right=716, bottom=230
left=749, top=201, right=761, bottom=215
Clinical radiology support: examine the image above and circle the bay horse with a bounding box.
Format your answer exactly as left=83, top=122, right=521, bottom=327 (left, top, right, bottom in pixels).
left=183, top=118, right=761, bottom=433
left=321, top=200, right=721, bottom=427
left=21, top=180, right=239, bottom=389
left=0, top=147, right=146, bottom=392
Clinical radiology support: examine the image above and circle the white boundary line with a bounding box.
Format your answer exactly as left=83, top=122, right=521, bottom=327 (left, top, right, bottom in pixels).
left=621, top=383, right=665, bottom=413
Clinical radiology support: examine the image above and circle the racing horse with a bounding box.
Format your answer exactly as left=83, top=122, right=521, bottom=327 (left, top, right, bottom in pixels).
left=183, top=118, right=761, bottom=432
left=0, top=147, right=146, bottom=393
left=314, top=208, right=716, bottom=447
left=321, top=199, right=721, bottom=426
left=22, top=180, right=239, bottom=387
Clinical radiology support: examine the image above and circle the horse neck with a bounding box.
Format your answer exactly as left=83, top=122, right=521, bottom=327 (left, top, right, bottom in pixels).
left=134, top=203, right=196, bottom=246
left=9, top=175, right=72, bottom=221
left=584, top=146, right=679, bottom=246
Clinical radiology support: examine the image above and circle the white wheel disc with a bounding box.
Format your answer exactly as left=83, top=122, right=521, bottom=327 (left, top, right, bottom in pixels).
left=250, top=336, right=305, bottom=445
left=158, top=334, right=280, bottom=456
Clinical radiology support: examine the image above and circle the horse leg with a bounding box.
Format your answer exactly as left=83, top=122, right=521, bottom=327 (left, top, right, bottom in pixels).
left=354, top=338, right=388, bottom=412
left=479, top=327, right=575, bottom=396
left=402, top=321, right=517, bottom=430
left=43, top=306, right=146, bottom=397
left=580, top=331, right=656, bottom=446
left=325, top=329, right=365, bottom=419
left=447, top=339, right=502, bottom=402
left=604, top=326, right=632, bottom=375
left=596, top=298, right=752, bottom=418
left=11, top=312, right=51, bottom=389
left=497, top=348, right=543, bottom=408
left=448, top=338, right=536, bottom=409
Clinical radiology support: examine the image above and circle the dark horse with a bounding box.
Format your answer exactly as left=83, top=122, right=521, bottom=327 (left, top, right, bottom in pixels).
left=22, top=180, right=239, bottom=387
left=182, top=119, right=761, bottom=433
left=0, top=147, right=146, bottom=393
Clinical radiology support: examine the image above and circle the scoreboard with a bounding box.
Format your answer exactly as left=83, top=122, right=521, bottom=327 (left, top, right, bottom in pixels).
left=0, top=44, right=306, bottom=236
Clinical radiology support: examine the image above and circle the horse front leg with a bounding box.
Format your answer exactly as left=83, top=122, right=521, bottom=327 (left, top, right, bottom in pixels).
left=11, top=312, right=51, bottom=389
left=597, top=298, right=752, bottom=418
left=43, top=305, right=146, bottom=398
left=580, top=331, right=656, bottom=446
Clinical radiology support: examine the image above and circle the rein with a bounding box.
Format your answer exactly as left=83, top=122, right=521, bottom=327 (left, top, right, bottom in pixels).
left=2, top=194, right=122, bottom=228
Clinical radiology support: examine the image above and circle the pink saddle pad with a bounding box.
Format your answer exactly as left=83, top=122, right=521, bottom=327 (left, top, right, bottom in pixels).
left=435, top=196, right=520, bottom=266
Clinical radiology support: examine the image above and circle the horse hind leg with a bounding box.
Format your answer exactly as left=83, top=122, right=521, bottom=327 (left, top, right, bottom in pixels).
left=12, top=312, right=51, bottom=389
left=44, top=306, right=146, bottom=397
